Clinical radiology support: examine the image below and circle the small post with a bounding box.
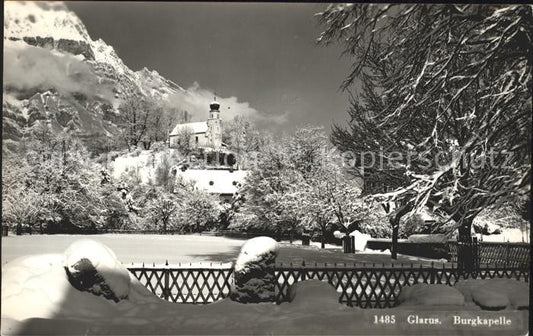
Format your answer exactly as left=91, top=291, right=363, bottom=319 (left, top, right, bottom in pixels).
left=505, top=243, right=510, bottom=267
left=163, top=269, right=170, bottom=301
left=430, top=262, right=435, bottom=284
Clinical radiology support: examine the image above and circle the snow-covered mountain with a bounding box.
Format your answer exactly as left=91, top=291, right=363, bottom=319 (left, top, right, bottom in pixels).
left=3, top=1, right=187, bottom=153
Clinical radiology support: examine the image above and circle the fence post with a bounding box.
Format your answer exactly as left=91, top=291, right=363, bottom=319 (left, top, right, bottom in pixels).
left=343, top=236, right=351, bottom=253
left=472, top=237, right=479, bottom=277
left=430, top=262, right=435, bottom=284
left=163, top=269, right=170, bottom=301
left=505, top=243, right=510, bottom=267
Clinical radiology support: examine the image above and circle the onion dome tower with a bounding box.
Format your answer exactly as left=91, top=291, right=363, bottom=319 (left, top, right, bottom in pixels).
left=207, top=97, right=222, bottom=149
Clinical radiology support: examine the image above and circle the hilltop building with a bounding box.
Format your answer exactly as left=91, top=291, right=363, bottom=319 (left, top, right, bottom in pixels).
left=168, top=99, right=249, bottom=201
left=169, top=99, right=223, bottom=150
left=173, top=168, right=248, bottom=202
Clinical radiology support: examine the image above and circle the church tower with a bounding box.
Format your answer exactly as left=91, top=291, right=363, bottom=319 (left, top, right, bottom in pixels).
left=207, top=98, right=222, bottom=149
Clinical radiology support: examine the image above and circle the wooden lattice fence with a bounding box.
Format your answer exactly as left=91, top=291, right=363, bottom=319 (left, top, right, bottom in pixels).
left=274, top=262, right=529, bottom=308
left=128, top=266, right=234, bottom=303
left=448, top=241, right=530, bottom=267
left=128, top=262, right=529, bottom=307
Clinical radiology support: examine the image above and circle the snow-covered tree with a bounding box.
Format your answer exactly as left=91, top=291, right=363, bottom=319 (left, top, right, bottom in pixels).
left=238, top=136, right=306, bottom=234
left=99, top=183, right=130, bottom=231
left=330, top=92, right=414, bottom=258
left=319, top=4, right=531, bottom=267
left=174, top=126, right=194, bottom=155
left=154, top=153, right=176, bottom=192
left=175, top=188, right=221, bottom=233
left=118, top=97, right=151, bottom=151
left=143, top=188, right=180, bottom=232
left=4, top=131, right=106, bottom=232
left=296, top=135, right=366, bottom=248
left=2, top=156, right=43, bottom=232
left=222, top=116, right=265, bottom=153
left=239, top=126, right=367, bottom=244
left=144, top=103, right=177, bottom=149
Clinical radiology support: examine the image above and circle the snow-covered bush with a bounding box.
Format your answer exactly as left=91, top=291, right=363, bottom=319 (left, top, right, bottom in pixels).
left=63, top=240, right=131, bottom=302
left=230, top=237, right=278, bottom=303
left=397, top=284, right=465, bottom=307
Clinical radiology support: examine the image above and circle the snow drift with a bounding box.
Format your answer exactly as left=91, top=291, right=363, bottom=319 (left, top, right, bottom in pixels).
left=1, top=240, right=161, bottom=322
left=1, top=238, right=529, bottom=335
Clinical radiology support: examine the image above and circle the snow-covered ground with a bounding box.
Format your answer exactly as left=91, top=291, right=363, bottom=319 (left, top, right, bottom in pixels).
left=1, top=240, right=528, bottom=335
left=1, top=234, right=245, bottom=266
left=2, top=234, right=446, bottom=268
left=479, top=228, right=529, bottom=243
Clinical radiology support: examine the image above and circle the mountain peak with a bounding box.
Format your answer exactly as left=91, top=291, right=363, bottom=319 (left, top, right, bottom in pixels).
left=4, top=1, right=91, bottom=42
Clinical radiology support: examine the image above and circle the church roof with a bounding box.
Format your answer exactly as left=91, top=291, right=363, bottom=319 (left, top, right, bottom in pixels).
left=169, top=121, right=208, bottom=136
left=175, top=169, right=249, bottom=195
left=210, top=100, right=220, bottom=111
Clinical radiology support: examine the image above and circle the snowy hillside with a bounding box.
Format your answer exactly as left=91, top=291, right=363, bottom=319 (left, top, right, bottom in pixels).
left=110, top=149, right=165, bottom=185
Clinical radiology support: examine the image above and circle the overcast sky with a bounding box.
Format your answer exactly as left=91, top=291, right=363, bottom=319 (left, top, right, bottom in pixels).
left=67, top=2, right=352, bottom=133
